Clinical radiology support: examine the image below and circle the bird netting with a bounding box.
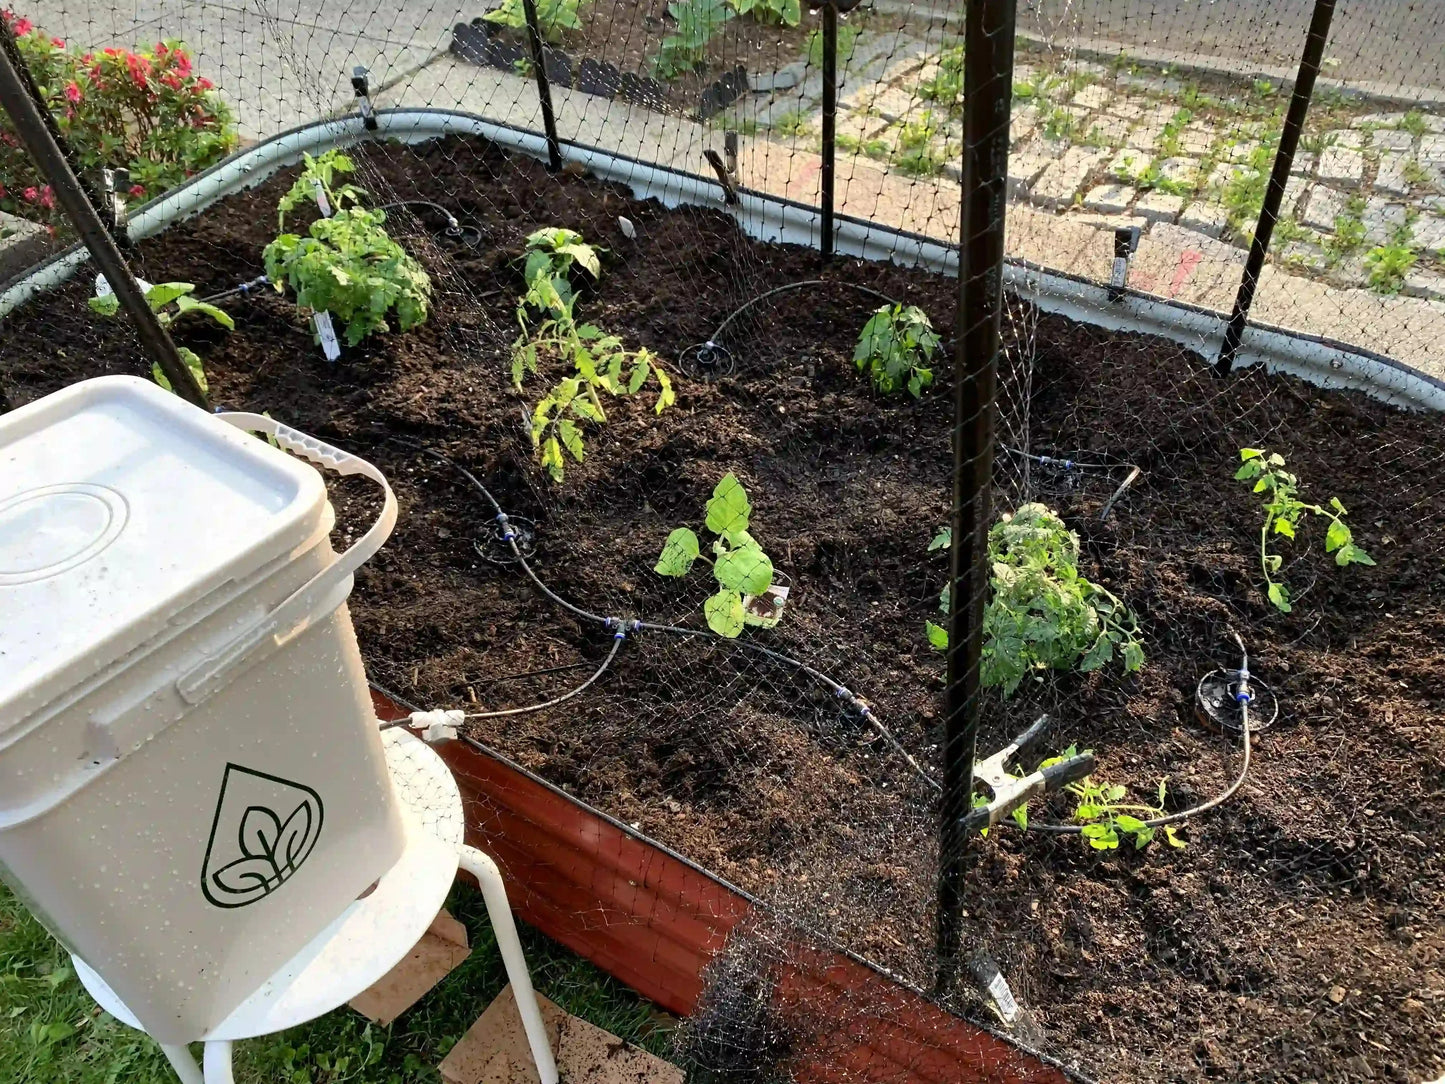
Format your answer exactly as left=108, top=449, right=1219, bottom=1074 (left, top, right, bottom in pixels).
left=2, top=0, right=1444, bottom=1081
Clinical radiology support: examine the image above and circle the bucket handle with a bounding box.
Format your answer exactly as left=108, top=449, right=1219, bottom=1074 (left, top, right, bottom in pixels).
left=175, top=413, right=397, bottom=706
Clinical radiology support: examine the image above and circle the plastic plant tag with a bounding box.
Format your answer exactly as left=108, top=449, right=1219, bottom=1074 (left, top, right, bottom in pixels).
left=312, top=180, right=332, bottom=217
left=313, top=312, right=341, bottom=361
left=741, top=583, right=788, bottom=628
left=94, top=273, right=153, bottom=298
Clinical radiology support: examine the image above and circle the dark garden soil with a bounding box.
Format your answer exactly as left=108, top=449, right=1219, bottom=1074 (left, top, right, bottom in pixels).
left=2, top=136, right=1443, bottom=1084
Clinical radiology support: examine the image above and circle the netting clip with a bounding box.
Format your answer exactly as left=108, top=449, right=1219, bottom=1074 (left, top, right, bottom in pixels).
left=408, top=709, right=464, bottom=743
left=352, top=65, right=378, bottom=131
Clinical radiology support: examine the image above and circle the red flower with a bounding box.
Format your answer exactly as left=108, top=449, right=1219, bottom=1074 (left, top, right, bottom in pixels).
left=51, top=36, right=64, bottom=47
left=38, top=185, right=54, bottom=209
left=196, top=76, right=213, bottom=90
left=125, top=52, right=151, bottom=87
left=12, top=16, right=32, bottom=34
left=155, top=42, right=167, bottom=55
left=103, top=46, right=119, bottom=56
left=22, top=186, right=38, bottom=202
left=128, top=183, right=145, bottom=197
left=64, top=80, right=81, bottom=102
left=172, top=51, right=192, bottom=77
left=160, top=71, right=182, bottom=90
left=0, top=183, right=7, bottom=198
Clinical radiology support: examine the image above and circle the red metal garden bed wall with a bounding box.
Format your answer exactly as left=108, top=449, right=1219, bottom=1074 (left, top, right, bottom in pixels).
left=371, top=689, right=1077, bottom=1084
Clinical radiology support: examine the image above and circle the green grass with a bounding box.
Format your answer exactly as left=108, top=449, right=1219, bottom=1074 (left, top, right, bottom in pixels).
left=0, top=883, right=668, bottom=1084
left=806, top=23, right=860, bottom=70
left=770, top=110, right=812, bottom=138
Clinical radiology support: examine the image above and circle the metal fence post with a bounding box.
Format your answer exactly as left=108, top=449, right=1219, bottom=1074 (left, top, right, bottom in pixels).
left=0, top=30, right=208, bottom=409
left=819, top=0, right=837, bottom=260
left=936, top=0, right=1015, bottom=995
left=520, top=0, right=563, bottom=172
left=1215, top=0, right=1336, bottom=376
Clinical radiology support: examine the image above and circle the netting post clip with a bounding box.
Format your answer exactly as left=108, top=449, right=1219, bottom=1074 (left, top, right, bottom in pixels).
left=100, top=167, right=129, bottom=234
left=351, top=65, right=378, bottom=131
left=1108, top=225, right=1140, bottom=302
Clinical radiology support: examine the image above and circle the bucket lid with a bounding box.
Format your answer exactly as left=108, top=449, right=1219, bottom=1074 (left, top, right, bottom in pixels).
left=0, top=376, right=328, bottom=734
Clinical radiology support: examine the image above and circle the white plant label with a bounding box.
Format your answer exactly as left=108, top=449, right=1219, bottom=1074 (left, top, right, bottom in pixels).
left=313, top=312, right=341, bottom=361
left=312, top=180, right=331, bottom=218
left=988, top=971, right=1020, bottom=1023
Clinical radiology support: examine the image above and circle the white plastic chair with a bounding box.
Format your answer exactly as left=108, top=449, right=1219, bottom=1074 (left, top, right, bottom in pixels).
left=72, top=729, right=559, bottom=1084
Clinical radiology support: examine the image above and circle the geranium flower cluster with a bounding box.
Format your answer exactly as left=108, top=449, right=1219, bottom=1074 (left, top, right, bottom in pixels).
left=1, top=11, right=236, bottom=229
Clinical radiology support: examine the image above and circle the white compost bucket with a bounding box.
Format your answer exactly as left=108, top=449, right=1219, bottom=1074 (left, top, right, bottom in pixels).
left=0, top=376, right=407, bottom=1043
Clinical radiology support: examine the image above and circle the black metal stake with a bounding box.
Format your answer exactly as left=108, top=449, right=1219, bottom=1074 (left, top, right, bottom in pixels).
left=1215, top=0, right=1336, bottom=376
left=819, top=0, right=837, bottom=260
left=0, top=36, right=207, bottom=409
left=520, top=0, right=563, bottom=173
left=936, top=0, right=1015, bottom=996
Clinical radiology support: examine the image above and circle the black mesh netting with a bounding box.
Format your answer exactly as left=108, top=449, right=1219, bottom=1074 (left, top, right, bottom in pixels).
left=2, top=1, right=1444, bottom=1082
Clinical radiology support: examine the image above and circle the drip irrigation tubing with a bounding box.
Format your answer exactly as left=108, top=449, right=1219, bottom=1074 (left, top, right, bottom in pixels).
left=706, top=280, right=898, bottom=344
left=1018, top=633, right=1255, bottom=836
left=378, top=634, right=623, bottom=727
left=383, top=437, right=939, bottom=793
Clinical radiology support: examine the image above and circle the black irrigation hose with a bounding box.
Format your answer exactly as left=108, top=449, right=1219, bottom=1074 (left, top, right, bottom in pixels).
left=387, top=438, right=940, bottom=793
left=707, top=280, right=899, bottom=344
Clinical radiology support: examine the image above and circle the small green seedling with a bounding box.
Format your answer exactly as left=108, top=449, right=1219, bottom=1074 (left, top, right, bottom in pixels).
left=1235, top=448, right=1374, bottom=612
left=654, top=0, right=732, bottom=78
left=926, top=506, right=1145, bottom=696
left=853, top=304, right=941, bottom=396
left=262, top=151, right=431, bottom=347
left=483, top=0, right=583, bottom=42
left=728, top=0, right=799, bottom=28
left=522, top=226, right=602, bottom=312
left=89, top=280, right=233, bottom=394
left=511, top=225, right=672, bottom=482
left=654, top=473, right=781, bottom=637
left=1363, top=243, right=1416, bottom=295
left=1044, top=747, right=1186, bottom=851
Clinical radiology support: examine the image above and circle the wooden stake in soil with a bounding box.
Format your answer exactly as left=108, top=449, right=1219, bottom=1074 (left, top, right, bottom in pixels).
left=937, top=0, right=1016, bottom=995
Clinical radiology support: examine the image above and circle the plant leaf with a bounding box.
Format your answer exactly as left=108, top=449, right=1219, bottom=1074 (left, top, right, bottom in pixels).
left=705, top=472, right=752, bottom=538
left=714, top=541, right=773, bottom=594
left=925, top=620, right=949, bottom=650
left=88, top=293, right=120, bottom=317
left=557, top=418, right=585, bottom=462
left=704, top=589, right=746, bottom=637
left=1266, top=581, right=1292, bottom=612
left=655, top=527, right=700, bottom=576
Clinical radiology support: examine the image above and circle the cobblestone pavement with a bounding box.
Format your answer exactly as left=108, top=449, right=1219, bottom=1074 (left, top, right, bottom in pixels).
left=752, top=34, right=1445, bottom=304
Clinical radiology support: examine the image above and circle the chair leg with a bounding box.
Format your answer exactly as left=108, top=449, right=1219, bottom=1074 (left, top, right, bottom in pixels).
left=203, top=1040, right=235, bottom=1084
left=160, top=1044, right=204, bottom=1084
left=458, top=846, right=560, bottom=1084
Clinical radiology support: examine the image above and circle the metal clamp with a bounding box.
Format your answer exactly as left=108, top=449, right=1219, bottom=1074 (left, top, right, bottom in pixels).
left=352, top=65, right=378, bottom=131
left=961, top=715, right=1094, bottom=834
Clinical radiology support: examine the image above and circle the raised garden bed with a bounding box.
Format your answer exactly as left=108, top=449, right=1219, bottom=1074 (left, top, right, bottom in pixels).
left=1, top=135, right=1442, bottom=1084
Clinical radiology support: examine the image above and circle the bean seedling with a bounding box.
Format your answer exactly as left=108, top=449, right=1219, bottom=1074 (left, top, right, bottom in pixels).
left=1235, top=448, right=1374, bottom=612
left=925, top=505, right=1145, bottom=696
left=654, top=473, right=779, bottom=637
left=89, top=280, right=232, bottom=394
left=853, top=303, right=940, bottom=396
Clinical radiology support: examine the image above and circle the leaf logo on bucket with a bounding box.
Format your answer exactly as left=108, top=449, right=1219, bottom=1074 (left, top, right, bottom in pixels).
left=201, top=764, right=325, bottom=909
